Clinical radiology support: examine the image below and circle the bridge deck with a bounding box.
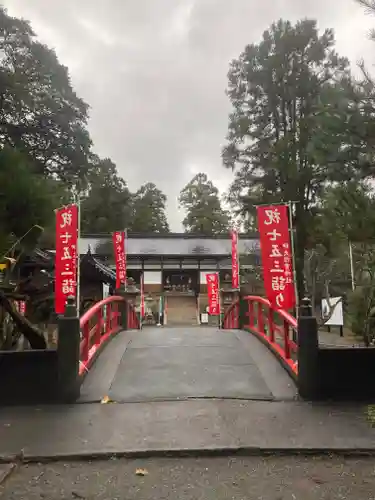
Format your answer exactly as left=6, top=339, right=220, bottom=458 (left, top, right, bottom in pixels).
left=80, top=327, right=297, bottom=403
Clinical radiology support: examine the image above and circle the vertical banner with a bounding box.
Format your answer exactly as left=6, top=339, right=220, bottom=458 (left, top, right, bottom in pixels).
left=19, top=301, right=26, bottom=315
left=231, top=229, right=239, bottom=289
left=140, top=273, right=145, bottom=318
left=15, top=301, right=26, bottom=315
left=257, top=205, right=296, bottom=310
left=55, top=204, right=79, bottom=314
left=206, top=272, right=220, bottom=315
left=112, top=231, right=126, bottom=289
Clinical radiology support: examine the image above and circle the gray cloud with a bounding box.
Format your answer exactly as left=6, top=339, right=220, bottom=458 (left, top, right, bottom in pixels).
left=3, top=0, right=374, bottom=229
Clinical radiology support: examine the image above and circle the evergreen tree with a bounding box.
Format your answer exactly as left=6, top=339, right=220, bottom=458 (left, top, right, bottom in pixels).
left=179, top=173, right=230, bottom=234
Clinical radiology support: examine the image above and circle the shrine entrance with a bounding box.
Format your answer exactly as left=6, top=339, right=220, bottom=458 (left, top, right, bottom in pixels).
left=163, top=269, right=198, bottom=295
left=162, top=270, right=198, bottom=325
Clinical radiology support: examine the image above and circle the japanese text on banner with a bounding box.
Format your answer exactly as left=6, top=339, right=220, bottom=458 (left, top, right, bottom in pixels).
left=231, top=229, right=239, bottom=289
left=55, top=204, right=78, bottom=314
left=112, top=231, right=126, bottom=289
left=140, top=273, right=145, bottom=317
left=206, top=273, right=220, bottom=316
left=257, top=205, right=295, bottom=310
left=15, top=301, right=26, bottom=315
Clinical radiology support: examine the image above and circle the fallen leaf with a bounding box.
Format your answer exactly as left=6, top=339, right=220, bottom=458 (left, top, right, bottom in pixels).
left=100, top=395, right=115, bottom=404
left=135, top=468, right=148, bottom=476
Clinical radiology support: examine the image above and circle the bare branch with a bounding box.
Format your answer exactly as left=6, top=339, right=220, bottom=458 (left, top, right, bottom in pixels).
left=357, top=0, right=375, bottom=13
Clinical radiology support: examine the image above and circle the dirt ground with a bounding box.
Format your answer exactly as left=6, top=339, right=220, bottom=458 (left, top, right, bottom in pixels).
left=2, top=455, right=375, bottom=499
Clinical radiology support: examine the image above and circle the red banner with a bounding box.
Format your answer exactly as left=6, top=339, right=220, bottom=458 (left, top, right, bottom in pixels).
left=231, top=229, right=239, bottom=289
left=140, top=273, right=145, bottom=318
left=113, top=231, right=126, bottom=289
left=206, top=273, right=220, bottom=315
left=257, top=205, right=296, bottom=310
left=55, top=204, right=79, bottom=314
left=19, top=301, right=26, bottom=315
left=15, top=301, right=26, bottom=315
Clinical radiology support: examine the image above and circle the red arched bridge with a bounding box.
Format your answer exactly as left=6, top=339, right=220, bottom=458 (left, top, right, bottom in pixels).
left=77, top=295, right=298, bottom=404
left=2, top=294, right=375, bottom=405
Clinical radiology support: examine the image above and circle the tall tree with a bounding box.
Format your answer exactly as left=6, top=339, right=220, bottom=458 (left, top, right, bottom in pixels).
left=0, top=147, right=59, bottom=256
left=179, top=173, right=230, bottom=234
left=81, top=157, right=132, bottom=233
left=222, top=19, right=365, bottom=298
left=320, top=183, right=375, bottom=244
left=131, top=183, right=169, bottom=233
left=0, top=7, right=91, bottom=184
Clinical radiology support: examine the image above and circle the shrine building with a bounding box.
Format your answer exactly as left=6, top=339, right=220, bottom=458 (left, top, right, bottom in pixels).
left=79, top=232, right=260, bottom=326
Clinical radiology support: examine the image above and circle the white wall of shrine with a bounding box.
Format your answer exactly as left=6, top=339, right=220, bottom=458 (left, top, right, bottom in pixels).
left=144, top=270, right=162, bottom=284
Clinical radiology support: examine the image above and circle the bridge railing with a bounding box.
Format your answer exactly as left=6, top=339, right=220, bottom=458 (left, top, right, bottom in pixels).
left=223, top=295, right=298, bottom=376
left=79, top=296, right=139, bottom=375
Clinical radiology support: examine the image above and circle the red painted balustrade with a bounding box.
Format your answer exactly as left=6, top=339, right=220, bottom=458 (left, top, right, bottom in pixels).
left=79, top=296, right=139, bottom=375
left=223, top=295, right=298, bottom=375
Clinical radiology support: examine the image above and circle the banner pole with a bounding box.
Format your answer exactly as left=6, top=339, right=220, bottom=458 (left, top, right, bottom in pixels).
left=349, top=240, right=355, bottom=291
left=287, top=201, right=299, bottom=317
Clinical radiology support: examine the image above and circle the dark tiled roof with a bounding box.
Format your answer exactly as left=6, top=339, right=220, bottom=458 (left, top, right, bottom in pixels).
left=33, top=248, right=52, bottom=261
left=80, top=235, right=260, bottom=257
left=80, top=251, right=116, bottom=285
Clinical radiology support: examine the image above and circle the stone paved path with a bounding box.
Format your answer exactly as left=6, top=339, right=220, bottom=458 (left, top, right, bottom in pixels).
left=2, top=456, right=375, bottom=499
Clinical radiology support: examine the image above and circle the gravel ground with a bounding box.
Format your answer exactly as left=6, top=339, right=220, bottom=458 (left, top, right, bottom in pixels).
left=1, top=456, right=375, bottom=499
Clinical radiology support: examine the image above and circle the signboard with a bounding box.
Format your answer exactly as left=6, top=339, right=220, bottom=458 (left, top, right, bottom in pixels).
left=321, top=297, right=343, bottom=326
left=201, top=313, right=209, bottom=324
left=55, top=204, right=78, bottom=314
left=257, top=205, right=296, bottom=310
left=112, top=231, right=126, bottom=290
left=231, top=229, right=239, bottom=289
left=102, top=283, right=110, bottom=300
left=206, top=272, right=220, bottom=315
left=102, top=283, right=110, bottom=322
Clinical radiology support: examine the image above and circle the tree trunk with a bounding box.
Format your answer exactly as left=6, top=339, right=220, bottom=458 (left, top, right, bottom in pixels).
left=295, top=215, right=308, bottom=301
left=0, top=291, right=47, bottom=349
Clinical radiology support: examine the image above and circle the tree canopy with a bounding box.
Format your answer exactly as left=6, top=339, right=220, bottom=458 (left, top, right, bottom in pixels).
left=223, top=18, right=375, bottom=297
left=0, top=6, right=172, bottom=250
left=0, top=147, right=60, bottom=256
left=0, top=7, right=91, bottom=183
left=81, top=157, right=132, bottom=234
left=179, top=173, right=230, bottom=234
left=131, top=182, right=170, bottom=233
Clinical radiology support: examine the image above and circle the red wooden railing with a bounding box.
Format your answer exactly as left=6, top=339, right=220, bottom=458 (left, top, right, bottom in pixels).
left=79, top=295, right=139, bottom=375
left=223, top=295, right=298, bottom=375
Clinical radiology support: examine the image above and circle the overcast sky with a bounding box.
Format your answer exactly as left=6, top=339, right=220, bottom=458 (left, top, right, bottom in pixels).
left=3, top=0, right=375, bottom=230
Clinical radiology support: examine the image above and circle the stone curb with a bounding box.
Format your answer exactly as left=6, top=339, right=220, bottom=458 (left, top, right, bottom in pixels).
left=2, top=446, right=375, bottom=464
